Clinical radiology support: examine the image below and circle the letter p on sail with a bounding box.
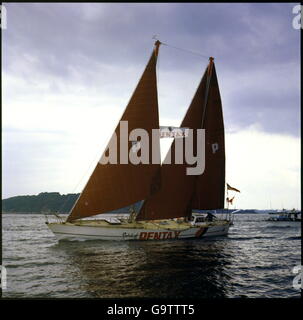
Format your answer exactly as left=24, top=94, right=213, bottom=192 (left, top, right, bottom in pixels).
left=212, top=143, right=219, bottom=153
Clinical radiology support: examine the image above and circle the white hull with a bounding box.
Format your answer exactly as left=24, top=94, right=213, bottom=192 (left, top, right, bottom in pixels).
left=46, top=219, right=231, bottom=241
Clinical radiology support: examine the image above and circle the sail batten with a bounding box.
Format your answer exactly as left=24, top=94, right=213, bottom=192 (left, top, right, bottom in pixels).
left=67, top=43, right=161, bottom=222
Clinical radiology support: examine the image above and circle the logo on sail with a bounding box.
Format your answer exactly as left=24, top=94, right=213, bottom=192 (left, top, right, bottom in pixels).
left=160, top=126, right=189, bottom=138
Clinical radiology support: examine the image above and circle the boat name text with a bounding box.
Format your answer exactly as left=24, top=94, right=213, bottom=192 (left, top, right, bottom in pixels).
left=139, top=231, right=181, bottom=240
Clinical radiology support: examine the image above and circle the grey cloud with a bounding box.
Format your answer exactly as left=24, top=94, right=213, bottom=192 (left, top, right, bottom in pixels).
left=2, top=2, right=300, bottom=137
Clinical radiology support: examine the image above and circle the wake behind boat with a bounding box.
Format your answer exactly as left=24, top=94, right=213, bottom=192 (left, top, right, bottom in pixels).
left=46, top=40, right=237, bottom=241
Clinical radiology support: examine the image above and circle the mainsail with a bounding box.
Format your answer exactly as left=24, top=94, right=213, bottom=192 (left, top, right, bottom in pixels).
left=191, top=62, right=225, bottom=210
left=136, top=58, right=225, bottom=221
left=67, top=41, right=161, bottom=222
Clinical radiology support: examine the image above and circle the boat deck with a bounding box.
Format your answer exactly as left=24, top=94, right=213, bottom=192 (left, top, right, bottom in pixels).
left=63, top=218, right=228, bottom=230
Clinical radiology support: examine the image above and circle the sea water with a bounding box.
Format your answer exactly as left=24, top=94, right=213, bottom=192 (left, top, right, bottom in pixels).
left=2, top=214, right=301, bottom=298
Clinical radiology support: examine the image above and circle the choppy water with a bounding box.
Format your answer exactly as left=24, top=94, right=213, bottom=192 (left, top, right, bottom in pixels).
left=2, top=214, right=301, bottom=298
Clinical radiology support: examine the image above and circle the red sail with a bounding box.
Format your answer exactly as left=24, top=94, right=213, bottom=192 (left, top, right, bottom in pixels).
left=137, top=60, right=225, bottom=221
left=192, top=63, right=225, bottom=210
left=67, top=42, right=161, bottom=222
left=136, top=65, right=209, bottom=221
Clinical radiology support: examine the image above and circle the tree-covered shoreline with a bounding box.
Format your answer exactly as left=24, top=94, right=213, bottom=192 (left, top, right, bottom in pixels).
left=2, top=192, right=79, bottom=213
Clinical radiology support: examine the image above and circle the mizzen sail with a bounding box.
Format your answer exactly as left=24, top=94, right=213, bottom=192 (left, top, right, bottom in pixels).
left=191, top=63, right=225, bottom=210
left=67, top=41, right=161, bottom=222
left=136, top=62, right=210, bottom=221
left=137, top=58, right=225, bottom=221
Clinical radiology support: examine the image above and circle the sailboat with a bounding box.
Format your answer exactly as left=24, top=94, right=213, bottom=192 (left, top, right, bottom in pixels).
left=46, top=40, right=234, bottom=241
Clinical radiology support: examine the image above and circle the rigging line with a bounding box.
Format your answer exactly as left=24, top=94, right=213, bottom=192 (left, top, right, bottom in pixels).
left=161, top=41, right=210, bottom=60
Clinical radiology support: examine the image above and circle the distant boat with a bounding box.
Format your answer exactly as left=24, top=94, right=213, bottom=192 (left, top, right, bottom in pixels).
left=46, top=40, right=236, bottom=241
left=267, top=209, right=301, bottom=222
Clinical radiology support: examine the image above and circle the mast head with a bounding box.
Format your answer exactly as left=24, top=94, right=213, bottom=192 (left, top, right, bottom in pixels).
left=208, top=57, right=214, bottom=75
left=154, top=40, right=161, bottom=57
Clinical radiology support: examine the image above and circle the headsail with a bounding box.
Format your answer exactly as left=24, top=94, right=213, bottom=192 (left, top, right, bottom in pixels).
left=67, top=41, right=161, bottom=222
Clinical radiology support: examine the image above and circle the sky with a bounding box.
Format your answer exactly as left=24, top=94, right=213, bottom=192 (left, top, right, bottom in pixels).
left=2, top=3, right=301, bottom=209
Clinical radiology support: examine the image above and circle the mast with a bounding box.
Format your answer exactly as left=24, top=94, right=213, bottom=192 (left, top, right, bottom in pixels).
left=201, top=57, right=214, bottom=128
left=67, top=41, right=162, bottom=222
left=188, top=57, right=215, bottom=220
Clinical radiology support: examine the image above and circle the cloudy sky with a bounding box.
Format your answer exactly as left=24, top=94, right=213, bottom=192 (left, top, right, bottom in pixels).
left=2, top=3, right=301, bottom=209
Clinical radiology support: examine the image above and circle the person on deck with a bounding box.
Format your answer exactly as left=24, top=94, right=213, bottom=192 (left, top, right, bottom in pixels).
left=206, top=212, right=216, bottom=222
